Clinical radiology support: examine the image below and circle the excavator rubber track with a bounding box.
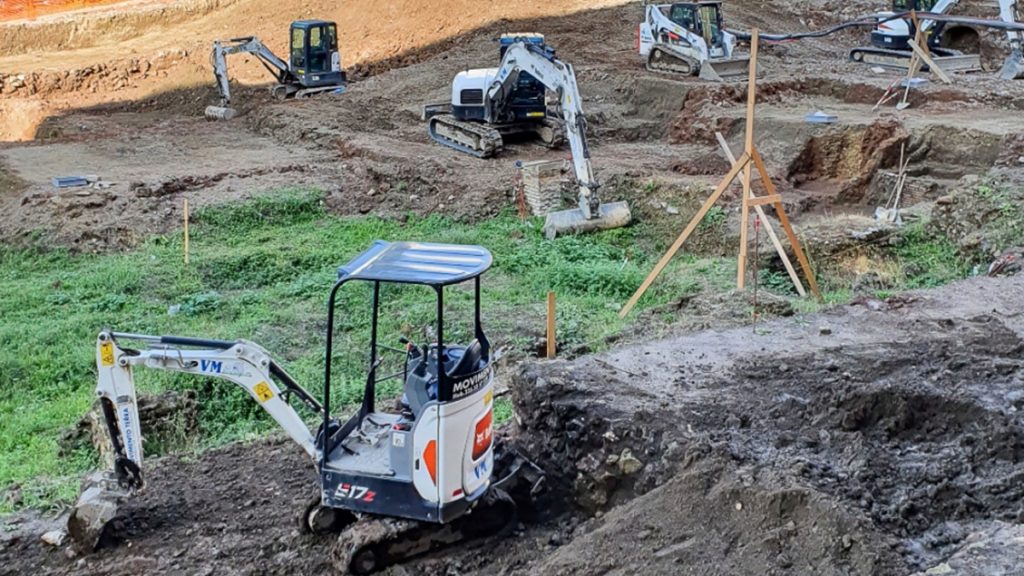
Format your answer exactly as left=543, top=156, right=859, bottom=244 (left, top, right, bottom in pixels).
left=849, top=47, right=982, bottom=72
left=646, top=45, right=700, bottom=76
left=331, top=488, right=516, bottom=575
left=428, top=114, right=504, bottom=158
left=646, top=46, right=749, bottom=80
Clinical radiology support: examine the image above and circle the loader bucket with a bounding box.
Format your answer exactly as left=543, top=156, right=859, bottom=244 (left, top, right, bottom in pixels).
left=699, top=57, right=753, bottom=82
left=1000, top=51, right=1024, bottom=81
left=204, top=105, right=237, bottom=121
left=542, top=201, right=632, bottom=240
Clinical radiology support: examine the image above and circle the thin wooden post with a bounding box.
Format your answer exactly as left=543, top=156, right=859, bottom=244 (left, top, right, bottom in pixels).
left=183, top=198, right=190, bottom=265
left=750, top=149, right=822, bottom=301
left=737, top=30, right=760, bottom=289
left=546, top=292, right=556, bottom=359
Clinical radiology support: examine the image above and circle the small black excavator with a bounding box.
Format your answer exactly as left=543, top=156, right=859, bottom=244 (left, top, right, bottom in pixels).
left=205, top=19, right=348, bottom=120
left=69, top=241, right=542, bottom=574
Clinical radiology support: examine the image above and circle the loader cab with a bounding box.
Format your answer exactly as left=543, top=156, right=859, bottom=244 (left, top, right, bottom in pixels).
left=318, top=241, right=496, bottom=525
left=289, top=19, right=346, bottom=88
left=667, top=2, right=725, bottom=47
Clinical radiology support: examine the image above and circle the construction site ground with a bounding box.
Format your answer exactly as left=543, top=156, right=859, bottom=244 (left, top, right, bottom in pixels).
left=4, top=274, right=1023, bottom=575
left=2, top=0, right=1024, bottom=574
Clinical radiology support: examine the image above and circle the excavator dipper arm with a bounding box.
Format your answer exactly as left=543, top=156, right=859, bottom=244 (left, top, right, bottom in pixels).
left=210, top=36, right=292, bottom=107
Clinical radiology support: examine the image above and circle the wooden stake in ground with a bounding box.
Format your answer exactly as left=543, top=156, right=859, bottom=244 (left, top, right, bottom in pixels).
left=183, top=198, right=190, bottom=265
left=619, top=30, right=820, bottom=318
left=546, top=291, right=556, bottom=359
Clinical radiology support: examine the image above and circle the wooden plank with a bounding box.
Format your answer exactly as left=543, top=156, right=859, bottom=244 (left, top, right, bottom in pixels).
left=744, top=30, right=759, bottom=155
left=738, top=31, right=759, bottom=289
left=183, top=198, right=190, bottom=266
left=546, top=292, right=556, bottom=359
left=751, top=148, right=823, bottom=301
left=619, top=153, right=750, bottom=318
left=715, top=133, right=805, bottom=297
left=908, top=40, right=952, bottom=84
left=747, top=194, right=782, bottom=206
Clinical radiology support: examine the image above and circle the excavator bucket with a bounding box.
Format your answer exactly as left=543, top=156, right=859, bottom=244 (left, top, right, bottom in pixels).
left=699, top=57, right=755, bottom=81
left=1000, top=50, right=1024, bottom=80
left=542, top=201, right=632, bottom=240
left=67, top=471, right=131, bottom=552
left=204, top=105, right=237, bottom=121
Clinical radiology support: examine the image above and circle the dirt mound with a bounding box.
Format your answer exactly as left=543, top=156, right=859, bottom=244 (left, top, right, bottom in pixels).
left=509, top=274, right=1024, bottom=575
left=536, top=459, right=899, bottom=575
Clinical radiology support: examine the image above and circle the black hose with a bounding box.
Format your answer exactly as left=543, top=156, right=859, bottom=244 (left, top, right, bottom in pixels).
left=730, top=11, right=1024, bottom=43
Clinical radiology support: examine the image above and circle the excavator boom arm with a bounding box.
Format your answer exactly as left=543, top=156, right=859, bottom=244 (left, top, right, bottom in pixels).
left=486, top=42, right=600, bottom=213
left=95, top=331, right=319, bottom=487
left=210, top=36, right=292, bottom=106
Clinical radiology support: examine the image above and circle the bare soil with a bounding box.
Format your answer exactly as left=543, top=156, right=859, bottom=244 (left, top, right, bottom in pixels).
left=3, top=274, right=1021, bottom=575
left=4, top=0, right=1024, bottom=252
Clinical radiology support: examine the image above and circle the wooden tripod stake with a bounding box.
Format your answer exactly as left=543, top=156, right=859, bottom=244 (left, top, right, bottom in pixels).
left=620, top=30, right=821, bottom=319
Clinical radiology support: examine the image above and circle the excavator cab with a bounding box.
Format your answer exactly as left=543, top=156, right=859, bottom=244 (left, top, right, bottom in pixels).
left=288, top=19, right=345, bottom=88
left=317, top=241, right=498, bottom=528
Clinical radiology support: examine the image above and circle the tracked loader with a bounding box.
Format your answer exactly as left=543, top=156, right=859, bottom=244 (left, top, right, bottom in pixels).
left=637, top=2, right=752, bottom=80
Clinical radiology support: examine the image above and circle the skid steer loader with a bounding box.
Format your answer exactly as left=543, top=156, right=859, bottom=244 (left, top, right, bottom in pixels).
left=638, top=2, right=752, bottom=80
left=67, top=241, right=542, bottom=574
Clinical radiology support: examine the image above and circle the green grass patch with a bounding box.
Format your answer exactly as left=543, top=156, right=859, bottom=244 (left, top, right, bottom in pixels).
left=0, top=189, right=729, bottom=512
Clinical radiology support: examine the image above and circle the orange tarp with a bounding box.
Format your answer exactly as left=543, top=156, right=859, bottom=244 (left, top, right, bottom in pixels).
left=0, top=0, right=127, bottom=22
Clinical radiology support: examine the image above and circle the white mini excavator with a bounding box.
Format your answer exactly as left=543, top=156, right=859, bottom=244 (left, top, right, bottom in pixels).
left=205, top=19, right=347, bottom=120
left=849, top=0, right=1024, bottom=78
left=637, top=2, right=752, bottom=80
left=423, top=34, right=632, bottom=238
left=67, top=241, right=542, bottom=574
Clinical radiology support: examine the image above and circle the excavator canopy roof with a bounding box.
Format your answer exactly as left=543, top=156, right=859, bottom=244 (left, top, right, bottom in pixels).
left=337, top=241, right=493, bottom=286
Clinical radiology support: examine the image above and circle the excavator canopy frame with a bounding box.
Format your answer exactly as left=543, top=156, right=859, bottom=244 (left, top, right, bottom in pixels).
left=321, top=241, right=493, bottom=472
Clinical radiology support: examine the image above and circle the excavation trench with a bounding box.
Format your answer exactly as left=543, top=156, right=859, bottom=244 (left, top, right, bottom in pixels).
left=508, top=307, right=1024, bottom=575
left=784, top=121, right=1004, bottom=215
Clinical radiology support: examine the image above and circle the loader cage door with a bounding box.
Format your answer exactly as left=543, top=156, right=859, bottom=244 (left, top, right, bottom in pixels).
left=698, top=5, right=722, bottom=45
